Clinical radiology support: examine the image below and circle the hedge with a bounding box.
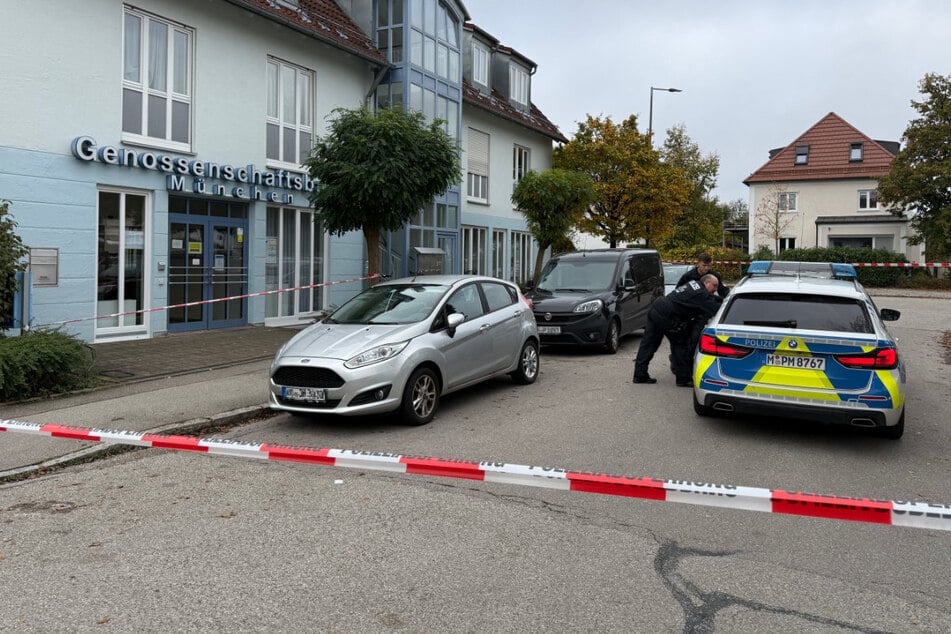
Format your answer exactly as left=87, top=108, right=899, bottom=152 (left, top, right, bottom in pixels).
left=0, top=330, right=95, bottom=401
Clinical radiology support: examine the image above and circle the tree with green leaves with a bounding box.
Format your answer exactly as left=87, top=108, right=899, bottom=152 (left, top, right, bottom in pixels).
left=511, top=168, right=595, bottom=284
left=877, top=73, right=951, bottom=260
left=1, top=199, right=29, bottom=328
left=554, top=114, right=690, bottom=248
left=305, top=107, right=461, bottom=280
left=657, top=124, right=722, bottom=249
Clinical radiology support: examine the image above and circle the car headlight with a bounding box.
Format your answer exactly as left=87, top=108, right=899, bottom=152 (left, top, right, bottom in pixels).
left=344, top=341, right=410, bottom=369
left=573, top=299, right=603, bottom=313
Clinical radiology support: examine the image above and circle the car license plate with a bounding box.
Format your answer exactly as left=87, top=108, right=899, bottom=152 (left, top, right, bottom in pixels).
left=765, top=354, right=825, bottom=370
left=537, top=326, right=561, bottom=335
left=282, top=386, right=326, bottom=402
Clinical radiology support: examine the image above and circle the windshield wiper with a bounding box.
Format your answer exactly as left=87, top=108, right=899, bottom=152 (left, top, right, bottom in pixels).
left=744, top=319, right=798, bottom=328
left=555, top=288, right=590, bottom=293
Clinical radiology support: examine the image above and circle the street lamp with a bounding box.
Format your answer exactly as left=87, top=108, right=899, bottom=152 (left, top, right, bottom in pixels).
left=648, top=86, right=682, bottom=143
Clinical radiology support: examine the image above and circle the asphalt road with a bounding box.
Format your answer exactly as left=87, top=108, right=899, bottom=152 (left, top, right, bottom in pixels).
left=1, top=295, right=949, bottom=632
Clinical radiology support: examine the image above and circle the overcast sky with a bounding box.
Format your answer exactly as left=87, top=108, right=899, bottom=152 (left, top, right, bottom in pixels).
left=466, top=0, right=948, bottom=206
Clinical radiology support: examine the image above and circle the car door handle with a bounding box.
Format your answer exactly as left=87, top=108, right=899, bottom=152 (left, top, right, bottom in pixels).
left=480, top=324, right=490, bottom=332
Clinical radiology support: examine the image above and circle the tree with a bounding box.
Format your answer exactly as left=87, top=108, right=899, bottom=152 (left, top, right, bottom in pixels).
left=753, top=185, right=797, bottom=253
left=0, top=199, right=29, bottom=327
left=511, top=168, right=595, bottom=284
left=305, top=107, right=461, bottom=280
left=554, top=114, right=690, bottom=248
left=658, top=125, right=722, bottom=249
left=877, top=73, right=951, bottom=260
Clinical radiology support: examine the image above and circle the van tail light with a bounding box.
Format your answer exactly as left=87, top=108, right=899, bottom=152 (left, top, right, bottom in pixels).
left=834, top=347, right=898, bottom=370
left=698, top=334, right=753, bottom=359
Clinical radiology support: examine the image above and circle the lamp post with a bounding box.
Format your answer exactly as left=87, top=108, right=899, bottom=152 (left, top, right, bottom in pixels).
left=648, top=86, right=682, bottom=144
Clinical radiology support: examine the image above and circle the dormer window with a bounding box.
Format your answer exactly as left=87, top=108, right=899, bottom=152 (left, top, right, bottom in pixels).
left=509, top=64, right=529, bottom=106
left=472, top=43, right=488, bottom=86
left=850, top=142, right=864, bottom=162
left=794, top=145, right=809, bottom=165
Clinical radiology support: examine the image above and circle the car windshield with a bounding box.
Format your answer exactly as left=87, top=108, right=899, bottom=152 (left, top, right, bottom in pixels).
left=536, top=259, right=616, bottom=292
left=326, top=284, right=447, bottom=325
left=720, top=293, right=873, bottom=333
left=664, top=265, right=690, bottom=282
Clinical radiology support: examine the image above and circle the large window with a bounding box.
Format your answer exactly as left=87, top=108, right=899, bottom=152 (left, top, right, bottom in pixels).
left=122, top=7, right=193, bottom=150
left=858, top=189, right=879, bottom=210
left=97, top=190, right=148, bottom=333
left=267, top=58, right=314, bottom=166
left=510, top=230, right=534, bottom=285
left=467, top=128, right=489, bottom=203
left=409, top=0, right=459, bottom=82
left=462, top=225, right=487, bottom=274
left=778, top=192, right=798, bottom=212
left=265, top=206, right=324, bottom=321
left=509, top=65, right=529, bottom=106
left=778, top=237, right=796, bottom=252
left=492, top=229, right=506, bottom=278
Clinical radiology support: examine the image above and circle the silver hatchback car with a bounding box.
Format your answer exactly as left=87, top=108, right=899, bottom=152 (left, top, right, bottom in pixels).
left=269, top=275, right=540, bottom=425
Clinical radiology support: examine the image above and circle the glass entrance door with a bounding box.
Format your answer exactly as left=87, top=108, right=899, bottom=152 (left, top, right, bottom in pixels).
left=168, top=198, right=248, bottom=332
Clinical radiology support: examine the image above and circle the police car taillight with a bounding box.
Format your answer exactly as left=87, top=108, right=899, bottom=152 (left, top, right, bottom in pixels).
left=699, top=334, right=753, bottom=359
left=834, top=347, right=898, bottom=370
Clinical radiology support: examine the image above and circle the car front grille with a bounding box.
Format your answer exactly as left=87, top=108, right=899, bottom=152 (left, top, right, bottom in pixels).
left=272, top=366, right=345, bottom=388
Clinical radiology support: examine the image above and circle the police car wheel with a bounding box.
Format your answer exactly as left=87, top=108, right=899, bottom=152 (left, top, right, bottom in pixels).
left=692, top=392, right=713, bottom=417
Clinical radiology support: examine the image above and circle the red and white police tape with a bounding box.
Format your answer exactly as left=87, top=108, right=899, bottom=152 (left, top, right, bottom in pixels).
left=687, top=261, right=951, bottom=267
left=39, top=274, right=381, bottom=328
left=2, top=420, right=949, bottom=532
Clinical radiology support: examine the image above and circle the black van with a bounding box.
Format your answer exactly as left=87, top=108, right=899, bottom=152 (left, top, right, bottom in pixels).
left=525, top=249, right=664, bottom=354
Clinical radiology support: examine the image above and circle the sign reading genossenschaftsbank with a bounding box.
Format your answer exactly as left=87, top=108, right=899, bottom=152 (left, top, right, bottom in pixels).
left=71, top=136, right=315, bottom=204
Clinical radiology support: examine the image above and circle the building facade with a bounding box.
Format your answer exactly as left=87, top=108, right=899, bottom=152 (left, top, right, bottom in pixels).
left=744, top=112, right=922, bottom=261
left=1, top=0, right=565, bottom=342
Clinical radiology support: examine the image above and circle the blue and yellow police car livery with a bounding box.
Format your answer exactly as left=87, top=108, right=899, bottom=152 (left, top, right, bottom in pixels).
left=692, top=261, right=907, bottom=439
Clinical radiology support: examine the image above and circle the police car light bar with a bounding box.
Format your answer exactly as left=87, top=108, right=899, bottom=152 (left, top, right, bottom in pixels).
left=746, top=261, right=857, bottom=279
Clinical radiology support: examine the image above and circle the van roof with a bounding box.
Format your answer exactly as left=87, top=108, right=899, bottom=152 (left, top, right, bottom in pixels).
left=554, top=248, right=658, bottom=260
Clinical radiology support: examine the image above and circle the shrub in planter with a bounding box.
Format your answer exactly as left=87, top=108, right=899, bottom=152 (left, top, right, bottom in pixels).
left=0, top=330, right=95, bottom=401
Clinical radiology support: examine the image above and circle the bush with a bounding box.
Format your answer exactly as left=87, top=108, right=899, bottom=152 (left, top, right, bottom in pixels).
left=0, top=330, right=95, bottom=402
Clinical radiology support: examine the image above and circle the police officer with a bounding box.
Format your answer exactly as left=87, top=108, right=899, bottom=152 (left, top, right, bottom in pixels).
left=676, top=253, right=730, bottom=299
left=633, top=274, right=722, bottom=386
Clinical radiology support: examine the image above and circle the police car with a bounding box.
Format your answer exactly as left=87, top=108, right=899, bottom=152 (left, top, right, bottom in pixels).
left=692, top=261, right=906, bottom=438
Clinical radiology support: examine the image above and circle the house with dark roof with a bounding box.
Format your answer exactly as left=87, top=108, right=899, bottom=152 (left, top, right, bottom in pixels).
left=744, top=112, right=922, bottom=261
left=0, top=0, right=565, bottom=343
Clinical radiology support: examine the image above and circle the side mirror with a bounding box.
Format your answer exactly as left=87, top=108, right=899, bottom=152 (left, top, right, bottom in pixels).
left=880, top=308, right=901, bottom=322
left=446, top=312, right=465, bottom=336
left=623, top=279, right=636, bottom=292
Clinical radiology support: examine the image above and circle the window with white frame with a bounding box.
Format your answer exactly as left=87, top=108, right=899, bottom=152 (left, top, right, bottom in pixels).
left=509, top=64, right=529, bottom=106
left=858, top=189, right=879, bottom=210
left=778, top=191, right=798, bottom=212
left=850, top=142, right=864, bottom=162
left=472, top=43, right=489, bottom=86
left=492, top=229, right=506, bottom=278
left=122, top=7, right=193, bottom=150
left=778, top=237, right=796, bottom=252
left=267, top=58, right=314, bottom=166
left=462, top=225, right=487, bottom=274
left=794, top=145, right=809, bottom=165
left=513, top=145, right=530, bottom=185
left=467, top=128, right=489, bottom=203
left=510, top=230, right=534, bottom=285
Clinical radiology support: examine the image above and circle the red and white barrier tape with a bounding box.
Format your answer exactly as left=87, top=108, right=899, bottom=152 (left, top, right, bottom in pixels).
left=681, top=261, right=951, bottom=268
left=40, top=274, right=381, bottom=328
left=2, top=420, right=948, bottom=532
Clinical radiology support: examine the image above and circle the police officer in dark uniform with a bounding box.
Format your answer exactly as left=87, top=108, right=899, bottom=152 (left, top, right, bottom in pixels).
left=676, top=253, right=730, bottom=299
left=633, top=274, right=722, bottom=386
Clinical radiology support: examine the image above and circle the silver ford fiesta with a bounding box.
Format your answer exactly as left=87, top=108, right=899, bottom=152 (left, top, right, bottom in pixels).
left=269, top=274, right=540, bottom=425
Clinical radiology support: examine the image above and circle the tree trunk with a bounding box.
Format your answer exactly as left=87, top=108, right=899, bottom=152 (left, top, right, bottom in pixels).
left=364, top=224, right=381, bottom=285
left=532, top=242, right=549, bottom=285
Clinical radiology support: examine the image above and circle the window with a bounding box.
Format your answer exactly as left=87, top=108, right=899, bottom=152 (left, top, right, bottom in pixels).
left=467, top=128, right=489, bottom=203
left=513, top=145, right=530, bottom=185
left=265, top=206, right=325, bottom=321
left=850, top=142, right=864, bottom=162
left=481, top=281, right=516, bottom=312
left=778, top=237, right=796, bottom=252
left=408, top=0, right=459, bottom=81
left=509, top=65, right=529, bottom=106
left=858, top=189, right=879, bottom=210
left=778, top=192, right=798, bottom=212
left=446, top=284, right=485, bottom=321
left=794, top=145, right=809, bottom=165
left=462, top=225, right=487, bottom=274
left=122, top=8, right=193, bottom=150
left=721, top=294, right=872, bottom=334
left=510, top=230, right=534, bottom=285
left=266, top=58, right=314, bottom=166
left=97, top=189, right=148, bottom=331
left=473, top=43, right=489, bottom=86
left=492, top=229, right=506, bottom=278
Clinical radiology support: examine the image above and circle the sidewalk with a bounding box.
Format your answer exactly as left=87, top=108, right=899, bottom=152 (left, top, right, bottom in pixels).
left=1, top=325, right=302, bottom=480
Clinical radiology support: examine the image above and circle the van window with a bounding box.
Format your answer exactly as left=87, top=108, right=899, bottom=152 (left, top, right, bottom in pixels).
left=632, top=255, right=659, bottom=284
left=536, top=259, right=617, bottom=292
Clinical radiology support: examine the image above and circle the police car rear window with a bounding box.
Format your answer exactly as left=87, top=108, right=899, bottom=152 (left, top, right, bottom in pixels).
left=720, top=293, right=873, bottom=333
